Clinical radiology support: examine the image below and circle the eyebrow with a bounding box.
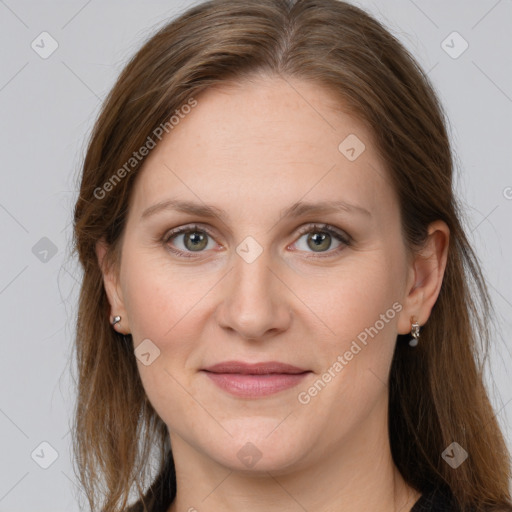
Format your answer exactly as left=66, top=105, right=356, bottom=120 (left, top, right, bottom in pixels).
left=140, top=198, right=372, bottom=223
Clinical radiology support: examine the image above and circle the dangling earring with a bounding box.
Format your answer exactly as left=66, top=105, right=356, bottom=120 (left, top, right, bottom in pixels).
left=409, top=317, right=420, bottom=347
left=112, top=315, right=121, bottom=327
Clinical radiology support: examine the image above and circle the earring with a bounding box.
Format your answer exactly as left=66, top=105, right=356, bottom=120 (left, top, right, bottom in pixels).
left=112, top=315, right=121, bottom=326
left=409, top=317, right=420, bottom=347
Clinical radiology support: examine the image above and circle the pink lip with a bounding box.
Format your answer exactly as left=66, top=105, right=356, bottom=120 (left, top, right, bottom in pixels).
left=201, top=361, right=311, bottom=398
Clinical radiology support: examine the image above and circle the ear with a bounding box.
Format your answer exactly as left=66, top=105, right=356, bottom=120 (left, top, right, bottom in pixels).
left=96, top=237, right=131, bottom=335
left=397, top=220, right=450, bottom=335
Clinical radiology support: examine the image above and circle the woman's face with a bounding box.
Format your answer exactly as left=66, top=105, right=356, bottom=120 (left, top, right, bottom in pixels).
left=102, top=76, right=418, bottom=473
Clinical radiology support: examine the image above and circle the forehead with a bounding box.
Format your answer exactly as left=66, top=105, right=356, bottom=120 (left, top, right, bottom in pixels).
left=127, top=76, right=395, bottom=223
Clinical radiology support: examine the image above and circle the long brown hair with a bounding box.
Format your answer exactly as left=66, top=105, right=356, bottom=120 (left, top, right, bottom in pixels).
left=71, top=0, right=512, bottom=511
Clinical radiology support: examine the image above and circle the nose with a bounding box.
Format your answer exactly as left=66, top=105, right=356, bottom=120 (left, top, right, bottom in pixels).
left=214, top=249, right=293, bottom=341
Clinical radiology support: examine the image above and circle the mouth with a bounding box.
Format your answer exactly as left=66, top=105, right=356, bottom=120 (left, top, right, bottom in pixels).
left=200, top=360, right=312, bottom=398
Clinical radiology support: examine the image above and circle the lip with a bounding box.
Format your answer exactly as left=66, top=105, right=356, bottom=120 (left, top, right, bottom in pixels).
left=203, top=360, right=308, bottom=374
left=201, top=360, right=311, bottom=398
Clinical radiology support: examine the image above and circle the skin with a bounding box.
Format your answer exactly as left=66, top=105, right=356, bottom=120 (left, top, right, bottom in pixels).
left=96, top=75, right=449, bottom=512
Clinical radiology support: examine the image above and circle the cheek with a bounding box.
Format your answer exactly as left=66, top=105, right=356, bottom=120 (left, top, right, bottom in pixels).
left=120, top=257, right=206, bottom=426
left=306, top=253, right=401, bottom=340
left=298, top=260, right=402, bottom=430
left=308, top=251, right=404, bottom=401
left=121, top=249, right=211, bottom=341
left=120, top=249, right=222, bottom=361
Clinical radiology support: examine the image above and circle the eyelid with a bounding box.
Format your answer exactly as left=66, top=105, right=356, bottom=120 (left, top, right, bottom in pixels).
left=293, top=223, right=352, bottom=244
left=162, top=223, right=217, bottom=244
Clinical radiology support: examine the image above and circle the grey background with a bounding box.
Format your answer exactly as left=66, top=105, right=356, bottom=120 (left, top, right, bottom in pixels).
left=0, top=0, right=511, bottom=510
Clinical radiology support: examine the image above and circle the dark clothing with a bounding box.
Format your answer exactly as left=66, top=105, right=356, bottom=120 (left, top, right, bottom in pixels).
left=126, top=451, right=461, bottom=511
left=125, top=450, right=176, bottom=512
left=411, top=486, right=461, bottom=511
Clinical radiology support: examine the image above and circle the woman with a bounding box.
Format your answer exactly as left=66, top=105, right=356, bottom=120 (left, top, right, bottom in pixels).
left=71, top=0, right=512, bottom=511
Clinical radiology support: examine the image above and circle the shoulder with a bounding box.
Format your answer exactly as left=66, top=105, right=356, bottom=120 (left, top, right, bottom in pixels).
left=122, top=493, right=165, bottom=512
left=411, top=487, right=460, bottom=512
left=123, top=501, right=144, bottom=512
left=122, top=451, right=176, bottom=512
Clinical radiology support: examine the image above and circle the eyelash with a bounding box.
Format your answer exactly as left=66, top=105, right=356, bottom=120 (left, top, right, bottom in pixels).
left=161, top=223, right=352, bottom=260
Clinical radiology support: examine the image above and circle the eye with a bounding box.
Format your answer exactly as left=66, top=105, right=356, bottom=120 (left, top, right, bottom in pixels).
left=162, top=223, right=351, bottom=259
left=291, top=223, right=351, bottom=257
left=163, top=224, right=218, bottom=258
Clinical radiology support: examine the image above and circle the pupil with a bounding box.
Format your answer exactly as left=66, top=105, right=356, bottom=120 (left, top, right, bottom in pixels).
left=309, top=232, right=330, bottom=251
left=312, top=233, right=324, bottom=245
left=187, top=232, right=205, bottom=250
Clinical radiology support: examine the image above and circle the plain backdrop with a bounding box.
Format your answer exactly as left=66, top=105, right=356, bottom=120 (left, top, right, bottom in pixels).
left=0, top=0, right=511, bottom=510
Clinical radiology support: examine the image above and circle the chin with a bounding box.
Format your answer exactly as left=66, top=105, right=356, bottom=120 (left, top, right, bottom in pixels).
left=204, top=430, right=312, bottom=475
